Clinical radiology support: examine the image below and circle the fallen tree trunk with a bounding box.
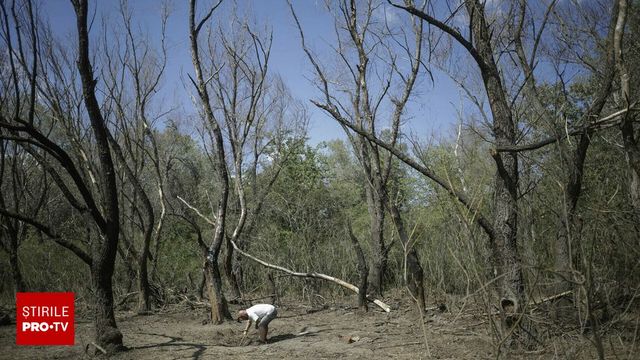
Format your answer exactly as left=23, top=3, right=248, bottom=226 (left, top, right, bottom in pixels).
left=229, top=240, right=391, bottom=312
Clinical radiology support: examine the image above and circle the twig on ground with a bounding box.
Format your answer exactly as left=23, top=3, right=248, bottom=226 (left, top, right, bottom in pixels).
left=86, top=342, right=107, bottom=355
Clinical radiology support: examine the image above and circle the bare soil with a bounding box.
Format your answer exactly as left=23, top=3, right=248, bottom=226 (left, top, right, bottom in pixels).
left=0, top=295, right=637, bottom=359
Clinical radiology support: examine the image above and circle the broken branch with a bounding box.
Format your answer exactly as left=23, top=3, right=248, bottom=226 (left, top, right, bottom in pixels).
left=229, top=239, right=391, bottom=312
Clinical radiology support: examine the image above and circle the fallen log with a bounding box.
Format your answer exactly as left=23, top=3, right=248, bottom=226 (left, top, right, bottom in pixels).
left=229, top=239, right=391, bottom=312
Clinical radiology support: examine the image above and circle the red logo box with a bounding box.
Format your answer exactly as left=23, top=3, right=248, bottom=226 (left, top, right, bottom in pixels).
left=16, top=292, right=75, bottom=346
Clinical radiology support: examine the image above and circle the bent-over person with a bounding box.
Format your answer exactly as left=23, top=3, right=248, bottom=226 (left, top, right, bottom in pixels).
left=237, top=304, right=277, bottom=343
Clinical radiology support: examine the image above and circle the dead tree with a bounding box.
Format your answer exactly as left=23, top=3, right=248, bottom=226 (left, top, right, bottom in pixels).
left=614, top=0, right=640, bottom=227
left=208, top=17, right=273, bottom=301
left=0, top=0, right=126, bottom=352
left=0, top=139, right=49, bottom=293
left=288, top=0, right=426, bottom=298
left=101, top=0, right=170, bottom=314
left=187, top=1, right=306, bottom=313
left=72, top=0, right=124, bottom=351
left=386, top=0, right=628, bottom=344
left=385, top=4, right=526, bottom=335
left=188, top=0, right=232, bottom=324
left=502, top=0, right=620, bottom=295
left=347, top=222, right=369, bottom=311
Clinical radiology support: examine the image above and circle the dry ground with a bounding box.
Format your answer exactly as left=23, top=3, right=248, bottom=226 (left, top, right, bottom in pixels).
left=0, top=294, right=637, bottom=359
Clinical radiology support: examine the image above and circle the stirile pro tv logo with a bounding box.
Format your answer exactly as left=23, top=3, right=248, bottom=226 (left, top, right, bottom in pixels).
left=16, top=292, right=75, bottom=345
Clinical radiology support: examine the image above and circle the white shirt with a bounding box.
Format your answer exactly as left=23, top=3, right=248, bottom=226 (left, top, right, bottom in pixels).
left=246, top=304, right=276, bottom=322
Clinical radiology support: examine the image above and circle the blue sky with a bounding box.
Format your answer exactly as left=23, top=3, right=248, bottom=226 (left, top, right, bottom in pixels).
left=41, top=0, right=464, bottom=145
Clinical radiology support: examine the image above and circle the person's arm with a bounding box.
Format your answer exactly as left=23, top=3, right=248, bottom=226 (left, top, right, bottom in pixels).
left=243, top=319, right=252, bottom=334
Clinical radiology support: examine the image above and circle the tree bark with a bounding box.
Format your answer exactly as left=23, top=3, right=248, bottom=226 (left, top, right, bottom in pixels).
left=204, top=255, right=231, bottom=323
left=348, top=223, right=369, bottom=311
left=8, top=242, right=26, bottom=293
left=137, top=241, right=152, bottom=313
left=223, top=237, right=242, bottom=301
left=188, top=0, right=232, bottom=324
left=614, top=0, right=640, bottom=227
left=90, top=234, right=123, bottom=354
left=389, top=203, right=425, bottom=310
left=364, top=179, right=387, bottom=297
left=73, top=0, right=124, bottom=351
left=463, top=1, right=524, bottom=319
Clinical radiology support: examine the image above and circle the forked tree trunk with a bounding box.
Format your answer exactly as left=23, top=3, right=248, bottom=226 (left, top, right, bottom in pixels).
left=188, top=0, right=232, bottom=325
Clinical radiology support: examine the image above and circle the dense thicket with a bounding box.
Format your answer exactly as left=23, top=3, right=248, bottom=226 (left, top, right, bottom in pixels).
left=1, top=0, right=638, bottom=356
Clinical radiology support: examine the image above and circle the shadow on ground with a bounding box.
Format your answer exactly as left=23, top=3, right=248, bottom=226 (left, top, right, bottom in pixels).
left=268, top=333, right=296, bottom=343
left=130, top=332, right=208, bottom=359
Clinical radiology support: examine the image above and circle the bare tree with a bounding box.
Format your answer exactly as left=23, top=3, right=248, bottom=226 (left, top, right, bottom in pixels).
left=614, top=0, right=640, bottom=227
left=0, top=139, right=49, bottom=293
left=366, top=0, right=631, bottom=345
left=0, top=0, right=125, bottom=352
left=187, top=0, right=232, bottom=324
left=506, top=0, right=619, bottom=296
left=186, top=0, right=308, bottom=318
left=100, top=0, right=170, bottom=314
left=288, top=0, right=426, bottom=301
